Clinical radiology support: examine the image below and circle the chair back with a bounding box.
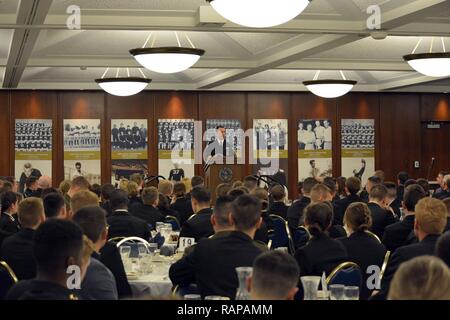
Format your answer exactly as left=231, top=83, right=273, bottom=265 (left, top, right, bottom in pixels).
left=164, top=215, right=180, bottom=231
left=172, top=284, right=199, bottom=297
left=326, top=262, right=362, bottom=288
left=116, top=237, right=151, bottom=258
left=379, top=250, right=391, bottom=282
left=0, top=261, right=18, bottom=299
left=366, top=230, right=381, bottom=243
left=291, top=226, right=310, bottom=250
left=268, top=215, right=295, bottom=254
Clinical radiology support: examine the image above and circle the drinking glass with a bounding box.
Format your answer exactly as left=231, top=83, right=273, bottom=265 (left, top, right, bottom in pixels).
left=137, top=243, right=148, bottom=258
left=329, top=284, right=345, bottom=300
left=344, top=286, right=359, bottom=300
left=184, top=294, right=201, bottom=300
left=147, top=243, right=158, bottom=256
left=156, top=222, right=165, bottom=233
left=300, top=276, right=321, bottom=300
left=120, top=246, right=131, bottom=259
left=235, top=267, right=253, bottom=300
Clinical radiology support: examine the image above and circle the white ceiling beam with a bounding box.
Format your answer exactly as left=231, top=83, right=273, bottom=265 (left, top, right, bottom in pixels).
left=378, top=74, right=442, bottom=91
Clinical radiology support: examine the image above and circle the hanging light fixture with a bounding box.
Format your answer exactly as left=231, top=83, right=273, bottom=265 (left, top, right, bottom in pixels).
left=206, top=0, right=311, bottom=28
left=95, top=68, right=151, bottom=96
left=130, top=32, right=205, bottom=74
left=303, top=71, right=357, bottom=99
left=403, top=37, right=450, bottom=77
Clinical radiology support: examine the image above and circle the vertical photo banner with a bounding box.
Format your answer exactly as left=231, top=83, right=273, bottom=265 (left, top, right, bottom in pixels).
left=252, top=119, right=288, bottom=187
left=63, top=119, right=101, bottom=185
left=341, top=119, right=375, bottom=182
left=15, top=119, right=53, bottom=193
left=111, top=119, right=148, bottom=184
left=206, top=119, right=243, bottom=157
left=298, top=119, right=333, bottom=181
left=158, top=119, right=195, bottom=181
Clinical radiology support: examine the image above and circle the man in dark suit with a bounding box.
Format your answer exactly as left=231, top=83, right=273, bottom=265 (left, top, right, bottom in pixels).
left=0, top=198, right=45, bottom=280
left=106, top=190, right=151, bottom=241
left=170, top=194, right=264, bottom=299
left=382, top=184, right=426, bottom=252
left=334, top=177, right=362, bottom=226
left=179, top=187, right=214, bottom=242
left=129, top=187, right=164, bottom=230
left=205, top=126, right=235, bottom=160
left=287, top=177, right=317, bottom=229
left=360, top=176, right=381, bottom=203
left=376, top=197, right=448, bottom=300
left=367, top=185, right=397, bottom=240
left=384, top=182, right=402, bottom=219
left=268, top=184, right=288, bottom=220
left=396, top=171, right=409, bottom=203
left=434, top=175, right=450, bottom=200
left=0, top=191, right=20, bottom=233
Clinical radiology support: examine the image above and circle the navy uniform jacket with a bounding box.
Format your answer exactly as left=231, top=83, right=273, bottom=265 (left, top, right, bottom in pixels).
left=179, top=208, right=214, bottom=242
left=7, top=280, right=81, bottom=300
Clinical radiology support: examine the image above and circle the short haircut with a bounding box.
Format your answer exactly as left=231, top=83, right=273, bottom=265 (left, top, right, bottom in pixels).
left=344, top=202, right=372, bottom=232
left=213, top=196, right=233, bottom=227
left=403, top=184, right=426, bottom=212
left=270, top=184, right=285, bottom=201
left=18, top=197, right=44, bottom=228
left=252, top=188, right=269, bottom=201
left=158, top=180, right=173, bottom=195
left=374, top=170, right=385, bottom=183
left=384, top=182, right=397, bottom=199
left=141, top=187, right=159, bottom=206
left=41, top=187, right=59, bottom=199
left=252, top=251, right=299, bottom=300
left=404, top=179, right=417, bottom=188
left=130, top=173, right=143, bottom=186
left=43, top=193, right=65, bottom=218
left=231, top=195, right=261, bottom=231
left=397, top=171, right=409, bottom=185
left=33, top=219, right=84, bottom=275
left=302, top=177, right=318, bottom=194
left=436, top=231, right=450, bottom=268
left=369, top=184, right=388, bottom=201
left=323, top=177, right=336, bottom=194
left=127, top=181, right=139, bottom=198
left=345, top=177, right=361, bottom=195
left=59, top=180, right=71, bottom=195
left=232, top=181, right=243, bottom=188
left=388, top=256, right=450, bottom=300
left=1, top=191, right=18, bottom=212
left=443, top=198, right=450, bottom=215
left=101, top=184, right=115, bottom=201
left=158, top=192, right=170, bottom=210
left=228, top=188, right=247, bottom=200
left=243, top=175, right=258, bottom=191
left=173, top=182, right=186, bottom=197
left=415, top=197, right=447, bottom=235
left=26, top=176, right=39, bottom=188
left=191, top=176, right=204, bottom=188
left=310, top=184, right=331, bottom=203
left=71, top=176, right=90, bottom=190
left=89, top=184, right=102, bottom=198
left=191, top=186, right=211, bottom=204
left=72, top=206, right=107, bottom=243
left=368, top=175, right=382, bottom=185
left=416, top=178, right=430, bottom=195
left=304, top=202, right=333, bottom=237
left=110, top=189, right=129, bottom=211
left=71, top=190, right=99, bottom=214
left=215, top=183, right=232, bottom=199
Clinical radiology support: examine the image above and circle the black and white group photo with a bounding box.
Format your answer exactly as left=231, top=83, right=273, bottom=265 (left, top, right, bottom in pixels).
left=111, top=120, right=148, bottom=151
left=15, top=120, right=52, bottom=152
left=158, top=119, right=194, bottom=151
left=253, top=119, right=288, bottom=151
left=298, top=120, right=332, bottom=151
left=342, top=119, right=375, bottom=149
left=64, top=120, right=101, bottom=150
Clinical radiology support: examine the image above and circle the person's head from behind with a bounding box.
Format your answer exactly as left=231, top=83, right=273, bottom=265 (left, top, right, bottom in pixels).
left=33, top=219, right=89, bottom=286
left=41, top=187, right=59, bottom=199
left=404, top=179, right=417, bottom=189
left=191, top=176, right=204, bottom=189
left=110, top=189, right=129, bottom=211
left=250, top=251, right=299, bottom=300
left=243, top=176, right=258, bottom=193
left=172, top=182, right=186, bottom=198
left=345, top=177, right=361, bottom=196
left=323, top=177, right=337, bottom=197
left=388, top=256, right=450, bottom=300
left=215, top=183, right=232, bottom=199
left=59, top=180, right=71, bottom=195
left=130, top=173, right=143, bottom=189
left=89, top=184, right=102, bottom=200
left=414, top=197, right=447, bottom=241
left=403, top=184, right=426, bottom=213
left=158, top=180, right=173, bottom=197
left=141, top=187, right=159, bottom=207
left=416, top=178, right=430, bottom=196
left=72, top=206, right=108, bottom=252
left=436, top=231, right=450, bottom=268
left=336, top=176, right=346, bottom=197
left=191, top=187, right=211, bottom=213
left=157, top=192, right=170, bottom=210
left=369, top=184, right=388, bottom=205
left=310, top=184, right=332, bottom=203
left=383, top=182, right=397, bottom=201
left=270, top=184, right=285, bottom=202
left=397, top=171, right=409, bottom=186
left=366, top=176, right=381, bottom=193
left=100, top=183, right=115, bottom=202
left=227, top=188, right=247, bottom=200
left=26, top=176, right=39, bottom=191
left=343, top=202, right=372, bottom=235
left=43, top=193, right=68, bottom=219
left=211, top=196, right=234, bottom=233
left=1, top=191, right=18, bottom=214
left=118, top=179, right=129, bottom=193
left=68, top=176, right=90, bottom=198
left=127, top=181, right=139, bottom=198
left=374, top=170, right=385, bottom=183
left=230, top=195, right=261, bottom=236
left=37, top=176, right=52, bottom=190
left=70, top=190, right=99, bottom=216
left=304, top=202, right=333, bottom=238
left=302, top=177, right=318, bottom=197
left=18, top=197, right=46, bottom=229
left=252, top=188, right=269, bottom=211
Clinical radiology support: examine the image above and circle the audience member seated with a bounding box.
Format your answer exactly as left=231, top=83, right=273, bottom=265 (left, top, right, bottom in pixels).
left=382, top=184, right=426, bottom=252
left=88, top=184, right=102, bottom=200
left=0, top=198, right=45, bottom=280
left=243, top=175, right=258, bottom=194
left=70, top=190, right=99, bottom=216
left=367, top=185, right=397, bottom=239
left=396, top=171, right=409, bottom=203
left=434, top=175, right=450, bottom=200
left=106, top=190, right=151, bottom=240
left=334, top=177, right=362, bottom=226
left=323, top=177, right=338, bottom=202
left=170, top=182, right=193, bottom=225
left=436, top=231, right=450, bottom=268
left=228, top=187, right=249, bottom=198
left=157, top=192, right=180, bottom=220
left=0, top=191, right=20, bottom=233
left=384, top=182, right=402, bottom=219
left=72, top=206, right=118, bottom=300
left=249, top=251, right=299, bottom=300
left=130, top=187, right=164, bottom=230
left=43, top=193, right=69, bottom=219
left=339, top=202, right=386, bottom=300
left=189, top=176, right=204, bottom=193
left=58, top=180, right=71, bottom=196
left=24, top=176, right=40, bottom=198
left=100, top=183, right=115, bottom=216
left=360, top=176, right=381, bottom=203
left=416, top=178, right=430, bottom=197
left=170, top=194, right=264, bottom=299
left=435, top=171, right=449, bottom=195
left=336, top=177, right=347, bottom=200
left=7, top=219, right=91, bottom=300
left=388, top=256, right=450, bottom=300
left=66, top=176, right=90, bottom=202
left=251, top=188, right=272, bottom=244
left=158, top=180, right=173, bottom=203
left=443, top=198, right=450, bottom=232
left=378, top=197, right=448, bottom=299
left=37, top=176, right=52, bottom=192
left=215, top=183, right=232, bottom=199
left=179, top=187, right=214, bottom=242
left=310, top=184, right=333, bottom=204
left=294, top=202, right=347, bottom=277
left=268, top=184, right=288, bottom=220
left=130, top=173, right=144, bottom=193
left=40, top=187, right=59, bottom=199
left=127, top=181, right=142, bottom=208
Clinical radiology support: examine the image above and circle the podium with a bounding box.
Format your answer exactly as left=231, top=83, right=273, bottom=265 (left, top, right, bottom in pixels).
left=204, top=156, right=245, bottom=202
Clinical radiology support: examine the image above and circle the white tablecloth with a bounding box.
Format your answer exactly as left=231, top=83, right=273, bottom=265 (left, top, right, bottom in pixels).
left=128, top=260, right=174, bottom=297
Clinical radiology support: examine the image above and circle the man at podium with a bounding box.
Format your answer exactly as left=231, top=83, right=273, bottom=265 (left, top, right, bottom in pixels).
left=204, top=126, right=236, bottom=164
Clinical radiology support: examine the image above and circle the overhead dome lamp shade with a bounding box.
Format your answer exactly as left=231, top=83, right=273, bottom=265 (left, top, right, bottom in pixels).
left=206, top=0, right=311, bottom=28
left=95, top=77, right=151, bottom=97
left=303, top=80, right=357, bottom=99
left=403, top=52, right=450, bottom=77
left=130, top=47, right=206, bottom=74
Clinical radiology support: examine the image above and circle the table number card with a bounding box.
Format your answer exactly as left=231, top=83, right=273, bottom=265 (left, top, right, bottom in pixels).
left=178, top=237, right=196, bottom=252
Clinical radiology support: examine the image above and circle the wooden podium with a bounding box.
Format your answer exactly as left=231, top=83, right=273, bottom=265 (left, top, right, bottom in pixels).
left=204, top=156, right=245, bottom=202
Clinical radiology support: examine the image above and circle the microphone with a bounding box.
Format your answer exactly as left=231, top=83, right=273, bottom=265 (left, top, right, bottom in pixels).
left=426, top=157, right=436, bottom=181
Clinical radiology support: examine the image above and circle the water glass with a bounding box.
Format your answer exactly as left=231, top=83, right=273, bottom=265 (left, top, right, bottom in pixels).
left=300, top=276, right=321, bottom=300
left=184, top=294, right=201, bottom=300
left=120, top=246, right=131, bottom=259
left=147, top=243, right=158, bottom=256
left=344, top=286, right=359, bottom=300
left=156, top=222, right=165, bottom=233
left=329, top=284, right=345, bottom=300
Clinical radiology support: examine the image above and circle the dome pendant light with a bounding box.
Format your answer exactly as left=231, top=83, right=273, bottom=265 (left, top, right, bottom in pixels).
left=303, top=71, right=357, bottom=99
left=95, top=68, right=151, bottom=96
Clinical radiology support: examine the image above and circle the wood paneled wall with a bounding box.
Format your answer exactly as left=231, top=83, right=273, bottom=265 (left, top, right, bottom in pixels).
left=0, top=90, right=448, bottom=199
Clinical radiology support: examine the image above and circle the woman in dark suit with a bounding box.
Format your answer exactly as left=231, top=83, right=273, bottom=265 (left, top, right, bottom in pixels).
left=294, top=202, right=348, bottom=277
left=339, top=202, right=387, bottom=300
